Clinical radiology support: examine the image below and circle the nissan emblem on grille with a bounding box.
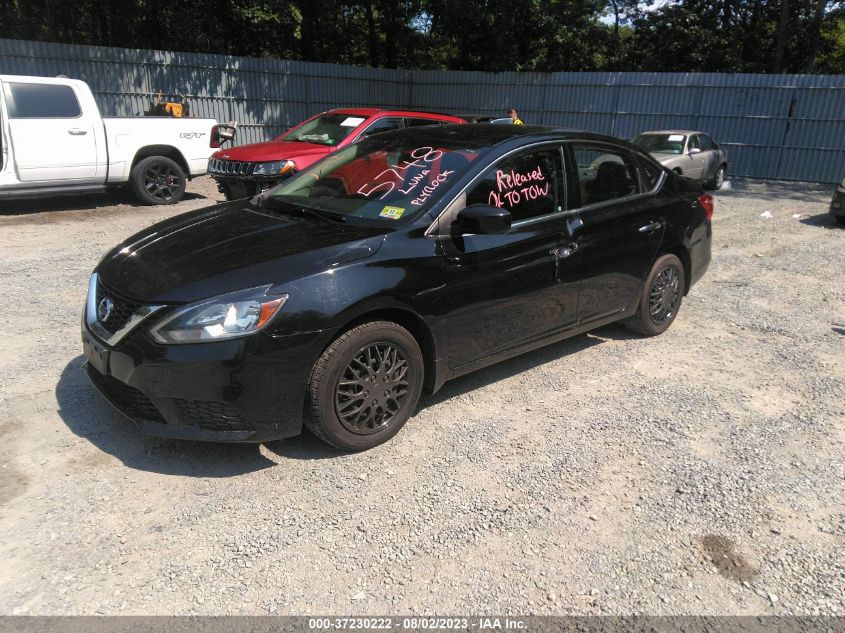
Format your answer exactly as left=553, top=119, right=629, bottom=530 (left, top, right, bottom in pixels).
left=97, top=296, right=114, bottom=322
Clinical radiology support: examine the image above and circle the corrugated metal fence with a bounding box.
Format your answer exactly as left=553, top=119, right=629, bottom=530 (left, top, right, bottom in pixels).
left=2, top=38, right=844, bottom=183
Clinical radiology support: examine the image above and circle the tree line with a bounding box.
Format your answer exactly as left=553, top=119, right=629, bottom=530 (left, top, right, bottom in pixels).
left=2, top=0, right=843, bottom=74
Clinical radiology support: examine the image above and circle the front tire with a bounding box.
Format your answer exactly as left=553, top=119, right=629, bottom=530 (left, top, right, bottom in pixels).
left=625, top=254, right=686, bottom=336
left=129, top=156, right=186, bottom=205
left=305, top=321, right=424, bottom=450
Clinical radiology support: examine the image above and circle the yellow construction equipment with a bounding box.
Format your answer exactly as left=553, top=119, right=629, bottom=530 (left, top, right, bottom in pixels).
left=145, top=91, right=190, bottom=117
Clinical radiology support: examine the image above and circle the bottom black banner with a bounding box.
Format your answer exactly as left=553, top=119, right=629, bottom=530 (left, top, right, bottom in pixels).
left=0, top=617, right=844, bottom=633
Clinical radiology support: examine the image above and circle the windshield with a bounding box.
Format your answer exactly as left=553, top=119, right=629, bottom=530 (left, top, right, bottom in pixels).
left=268, top=136, right=487, bottom=223
left=281, top=113, right=368, bottom=146
left=633, top=134, right=687, bottom=155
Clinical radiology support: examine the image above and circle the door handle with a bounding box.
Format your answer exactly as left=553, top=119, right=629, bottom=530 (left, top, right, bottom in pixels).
left=550, top=241, right=579, bottom=281
left=68, top=128, right=88, bottom=135
left=550, top=242, right=578, bottom=259
left=638, top=221, right=663, bottom=234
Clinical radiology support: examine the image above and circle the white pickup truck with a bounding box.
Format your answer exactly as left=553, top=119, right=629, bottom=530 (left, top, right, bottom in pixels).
left=0, top=75, right=232, bottom=205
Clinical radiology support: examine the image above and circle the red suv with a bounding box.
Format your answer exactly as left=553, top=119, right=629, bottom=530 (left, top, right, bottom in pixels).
left=208, top=108, right=466, bottom=199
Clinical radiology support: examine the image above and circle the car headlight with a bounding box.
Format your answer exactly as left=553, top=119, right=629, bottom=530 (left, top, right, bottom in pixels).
left=149, top=286, right=288, bottom=344
left=252, top=160, right=295, bottom=176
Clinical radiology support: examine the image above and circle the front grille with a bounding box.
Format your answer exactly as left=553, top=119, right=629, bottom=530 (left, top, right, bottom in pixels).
left=173, top=398, right=252, bottom=432
left=208, top=158, right=255, bottom=176
left=96, top=279, right=143, bottom=335
left=89, top=366, right=165, bottom=423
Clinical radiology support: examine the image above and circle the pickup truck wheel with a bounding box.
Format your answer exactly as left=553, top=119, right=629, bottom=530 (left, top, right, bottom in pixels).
left=130, top=156, right=186, bottom=205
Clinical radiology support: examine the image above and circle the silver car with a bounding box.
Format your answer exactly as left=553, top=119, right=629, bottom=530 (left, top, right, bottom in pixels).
left=632, top=130, right=728, bottom=190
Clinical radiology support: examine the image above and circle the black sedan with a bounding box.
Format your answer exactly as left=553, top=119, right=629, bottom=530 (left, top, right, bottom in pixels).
left=82, top=125, right=713, bottom=450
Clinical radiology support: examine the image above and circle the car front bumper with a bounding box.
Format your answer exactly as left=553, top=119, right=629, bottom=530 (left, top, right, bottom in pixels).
left=210, top=175, right=287, bottom=199
left=831, top=187, right=845, bottom=218
left=82, top=320, right=327, bottom=443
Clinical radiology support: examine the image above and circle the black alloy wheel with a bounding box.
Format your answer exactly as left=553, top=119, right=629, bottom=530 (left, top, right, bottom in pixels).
left=624, top=253, right=686, bottom=336
left=305, top=321, right=424, bottom=450
left=129, top=156, right=187, bottom=205
left=144, top=162, right=180, bottom=202
left=648, top=266, right=681, bottom=325
left=335, top=342, right=410, bottom=434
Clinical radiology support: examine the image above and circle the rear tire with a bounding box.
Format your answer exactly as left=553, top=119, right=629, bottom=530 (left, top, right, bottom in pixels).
left=624, top=254, right=686, bottom=336
left=129, top=156, right=186, bottom=205
left=305, top=321, right=424, bottom=451
left=706, top=165, right=726, bottom=190
left=834, top=215, right=845, bottom=227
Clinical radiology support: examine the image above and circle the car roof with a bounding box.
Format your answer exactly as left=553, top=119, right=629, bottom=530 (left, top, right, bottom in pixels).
left=458, top=115, right=515, bottom=124
left=636, top=130, right=706, bottom=136
left=365, top=123, right=631, bottom=147
left=452, top=113, right=510, bottom=122
left=0, top=74, right=88, bottom=87
left=325, top=107, right=464, bottom=121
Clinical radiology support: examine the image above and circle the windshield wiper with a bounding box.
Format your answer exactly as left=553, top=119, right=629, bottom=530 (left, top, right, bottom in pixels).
left=262, top=197, right=346, bottom=223
left=295, top=206, right=346, bottom=223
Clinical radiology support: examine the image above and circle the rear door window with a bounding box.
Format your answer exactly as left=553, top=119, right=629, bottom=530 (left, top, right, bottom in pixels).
left=571, top=145, right=640, bottom=207
left=7, top=83, right=81, bottom=118
left=405, top=118, right=444, bottom=128
left=699, top=135, right=717, bottom=151
left=466, top=148, right=561, bottom=223
left=358, top=117, right=404, bottom=139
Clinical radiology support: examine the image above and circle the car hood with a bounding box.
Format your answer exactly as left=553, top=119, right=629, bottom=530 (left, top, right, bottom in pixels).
left=651, top=153, right=685, bottom=168
left=96, top=200, right=386, bottom=303
left=212, top=140, right=333, bottom=162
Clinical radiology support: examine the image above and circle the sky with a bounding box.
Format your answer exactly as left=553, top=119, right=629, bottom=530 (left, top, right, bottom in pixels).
left=600, top=0, right=670, bottom=24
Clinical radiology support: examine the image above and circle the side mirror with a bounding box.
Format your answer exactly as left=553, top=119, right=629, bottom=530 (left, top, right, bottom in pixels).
left=688, top=147, right=701, bottom=155
left=217, top=120, right=238, bottom=143
left=457, top=204, right=512, bottom=235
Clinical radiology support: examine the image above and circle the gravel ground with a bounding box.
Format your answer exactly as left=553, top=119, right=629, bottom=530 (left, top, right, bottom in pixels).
left=0, top=177, right=843, bottom=616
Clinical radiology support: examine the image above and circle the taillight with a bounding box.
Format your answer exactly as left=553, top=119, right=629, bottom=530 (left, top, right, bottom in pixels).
left=210, top=125, right=221, bottom=148
left=698, top=193, right=714, bottom=220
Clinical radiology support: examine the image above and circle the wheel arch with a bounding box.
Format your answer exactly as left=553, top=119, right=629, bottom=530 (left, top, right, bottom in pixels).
left=660, top=243, right=692, bottom=295
left=327, top=307, right=439, bottom=393
left=131, top=145, right=190, bottom=179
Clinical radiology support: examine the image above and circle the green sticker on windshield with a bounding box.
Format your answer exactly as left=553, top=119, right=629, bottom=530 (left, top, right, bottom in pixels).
left=379, top=206, right=405, bottom=220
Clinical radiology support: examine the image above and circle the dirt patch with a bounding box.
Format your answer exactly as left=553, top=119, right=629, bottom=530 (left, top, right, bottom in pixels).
left=0, top=465, right=29, bottom=506
left=699, top=534, right=759, bottom=583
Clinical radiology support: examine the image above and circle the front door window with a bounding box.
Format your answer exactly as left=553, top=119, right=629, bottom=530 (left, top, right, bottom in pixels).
left=466, top=148, right=561, bottom=222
